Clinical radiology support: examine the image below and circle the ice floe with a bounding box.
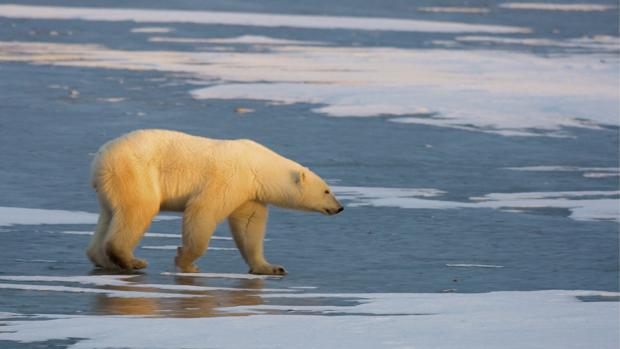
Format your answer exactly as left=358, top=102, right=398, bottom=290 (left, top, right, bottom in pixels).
left=454, top=35, right=620, bottom=51
left=503, top=166, right=620, bottom=178
left=500, top=3, right=616, bottom=11
left=0, top=39, right=616, bottom=136
left=0, top=206, right=98, bottom=226
left=503, top=166, right=620, bottom=172
left=337, top=186, right=619, bottom=222
left=56, top=231, right=95, bottom=236
left=446, top=263, right=504, bottom=268
left=187, top=50, right=618, bottom=136
left=0, top=207, right=178, bottom=227
left=470, top=190, right=620, bottom=201
left=0, top=290, right=617, bottom=349
left=130, top=27, right=174, bottom=33
left=584, top=172, right=620, bottom=178
left=332, top=186, right=445, bottom=200
left=470, top=191, right=619, bottom=222
left=149, top=35, right=325, bottom=46
left=96, top=97, right=126, bottom=103
left=0, top=4, right=530, bottom=34
left=14, top=259, right=57, bottom=263
left=417, top=7, right=491, bottom=14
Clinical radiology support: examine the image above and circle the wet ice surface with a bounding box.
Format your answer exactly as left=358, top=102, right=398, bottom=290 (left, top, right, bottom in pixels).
left=0, top=0, right=618, bottom=348
left=0, top=291, right=618, bottom=349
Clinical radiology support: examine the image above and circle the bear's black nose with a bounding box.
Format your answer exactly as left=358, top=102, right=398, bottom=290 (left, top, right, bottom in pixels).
left=336, top=206, right=344, bottom=213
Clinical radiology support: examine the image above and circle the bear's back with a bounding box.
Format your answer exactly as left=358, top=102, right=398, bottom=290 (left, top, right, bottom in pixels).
left=91, top=129, right=284, bottom=186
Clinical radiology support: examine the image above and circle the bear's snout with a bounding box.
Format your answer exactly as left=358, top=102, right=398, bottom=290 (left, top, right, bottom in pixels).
left=324, top=206, right=344, bottom=215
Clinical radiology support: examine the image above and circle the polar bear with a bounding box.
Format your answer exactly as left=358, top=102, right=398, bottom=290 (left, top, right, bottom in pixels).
left=86, top=129, right=343, bottom=275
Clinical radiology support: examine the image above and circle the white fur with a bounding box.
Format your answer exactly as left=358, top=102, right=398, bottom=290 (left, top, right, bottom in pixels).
left=86, top=129, right=342, bottom=274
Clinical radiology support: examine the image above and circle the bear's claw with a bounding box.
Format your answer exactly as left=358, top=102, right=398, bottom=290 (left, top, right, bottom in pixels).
left=249, top=264, right=288, bottom=276
left=274, top=266, right=287, bottom=275
left=131, top=258, right=148, bottom=270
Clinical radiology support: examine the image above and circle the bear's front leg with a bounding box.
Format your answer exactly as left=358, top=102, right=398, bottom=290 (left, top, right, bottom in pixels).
left=175, top=247, right=199, bottom=273
left=228, top=201, right=287, bottom=276
left=175, top=204, right=217, bottom=273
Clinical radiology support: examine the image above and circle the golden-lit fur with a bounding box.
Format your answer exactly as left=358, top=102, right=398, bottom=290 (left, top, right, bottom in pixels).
left=86, top=129, right=342, bottom=274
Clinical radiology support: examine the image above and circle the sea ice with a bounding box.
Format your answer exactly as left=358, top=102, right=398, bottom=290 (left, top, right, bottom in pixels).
left=0, top=290, right=617, bottom=349
left=337, top=187, right=619, bottom=222
left=500, top=3, right=616, bottom=11
left=0, top=4, right=530, bottom=34
left=0, top=39, right=616, bottom=137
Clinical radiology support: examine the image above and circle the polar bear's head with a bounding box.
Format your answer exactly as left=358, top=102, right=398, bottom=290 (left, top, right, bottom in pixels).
left=264, top=167, right=343, bottom=215
left=290, top=168, right=343, bottom=215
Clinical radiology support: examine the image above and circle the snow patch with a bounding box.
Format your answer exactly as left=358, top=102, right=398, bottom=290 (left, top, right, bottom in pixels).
left=0, top=207, right=98, bottom=226
left=332, top=186, right=445, bottom=200
left=339, top=187, right=619, bottom=222
left=130, top=27, right=174, bottom=33
left=0, top=207, right=177, bottom=228
left=446, top=264, right=504, bottom=268
left=500, top=3, right=616, bottom=11
left=57, top=231, right=94, bottom=236
left=0, top=4, right=531, bottom=34
left=0, top=291, right=617, bottom=349
left=455, top=35, right=620, bottom=51
left=503, top=166, right=620, bottom=179
left=584, top=172, right=620, bottom=178
left=470, top=190, right=620, bottom=201
left=14, top=259, right=57, bottom=263
left=0, top=312, right=20, bottom=319
left=0, top=41, right=616, bottom=137
left=417, top=7, right=490, bottom=14
left=149, top=35, right=325, bottom=46
left=97, top=97, right=126, bottom=103
left=503, top=166, right=620, bottom=173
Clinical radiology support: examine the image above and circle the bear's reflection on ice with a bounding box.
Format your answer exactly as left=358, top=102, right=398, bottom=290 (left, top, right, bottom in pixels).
left=93, top=276, right=265, bottom=318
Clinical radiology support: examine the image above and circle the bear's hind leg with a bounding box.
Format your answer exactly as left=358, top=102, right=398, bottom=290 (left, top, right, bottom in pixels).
left=104, top=209, right=156, bottom=270
left=228, top=201, right=286, bottom=275
left=86, top=205, right=112, bottom=268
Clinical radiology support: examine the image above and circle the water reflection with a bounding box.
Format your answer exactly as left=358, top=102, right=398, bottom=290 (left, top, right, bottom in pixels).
left=94, top=276, right=266, bottom=317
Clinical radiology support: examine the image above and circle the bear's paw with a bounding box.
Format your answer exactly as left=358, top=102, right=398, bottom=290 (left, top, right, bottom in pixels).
left=131, top=258, right=148, bottom=270
left=249, top=264, right=288, bottom=276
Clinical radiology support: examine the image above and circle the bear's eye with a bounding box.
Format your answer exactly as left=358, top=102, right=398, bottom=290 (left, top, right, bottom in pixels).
left=324, top=190, right=330, bottom=194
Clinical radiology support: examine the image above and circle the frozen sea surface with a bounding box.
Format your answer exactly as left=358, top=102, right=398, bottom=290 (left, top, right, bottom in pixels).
left=0, top=0, right=618, bottom=348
